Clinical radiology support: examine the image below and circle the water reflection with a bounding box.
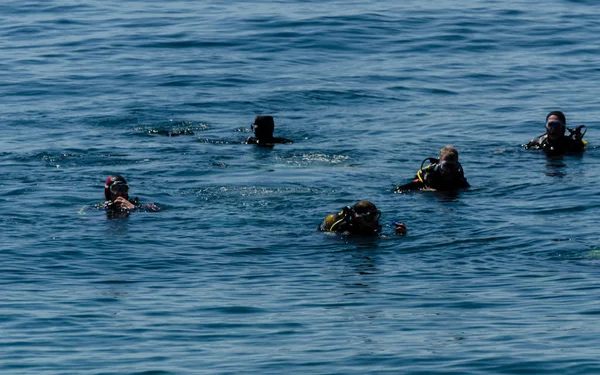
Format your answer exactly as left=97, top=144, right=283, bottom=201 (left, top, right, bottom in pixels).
left=105, top=209, right=131, bottom=220
left=545, top=158, right=566, bottom=177
left=432, top=190, right=462, bottom=202
left=105, top=214, right=130, bottom=235
left=332, top=238, right=381, bottom=295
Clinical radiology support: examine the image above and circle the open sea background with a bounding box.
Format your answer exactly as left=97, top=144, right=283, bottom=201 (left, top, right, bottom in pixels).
left=2, top=0, right=600, bottom=374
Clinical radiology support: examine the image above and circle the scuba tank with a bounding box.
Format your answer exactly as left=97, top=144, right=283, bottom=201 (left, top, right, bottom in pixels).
left=325, top=206, right=355, bottom=232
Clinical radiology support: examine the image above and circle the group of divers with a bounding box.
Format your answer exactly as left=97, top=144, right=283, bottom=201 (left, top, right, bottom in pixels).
left=101, top=111, right=588, bottom=235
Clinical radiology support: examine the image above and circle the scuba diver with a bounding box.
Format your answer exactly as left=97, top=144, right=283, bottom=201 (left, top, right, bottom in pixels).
left=102, top=175, right=159, bottom=217
left=394, top=146, right=470, bottom=193
left=318, top=200, right=407, bottom=236
left=525, top=111, right=587, bottom=156
left=245, top=116, right=293, bottom=147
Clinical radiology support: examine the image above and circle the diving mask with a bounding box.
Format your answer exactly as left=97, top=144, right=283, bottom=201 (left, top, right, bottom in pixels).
left=109, top=183, right=129, bottom=195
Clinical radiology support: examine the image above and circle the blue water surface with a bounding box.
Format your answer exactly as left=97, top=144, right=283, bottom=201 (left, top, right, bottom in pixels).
left=2, top=1, right=600, bottom=374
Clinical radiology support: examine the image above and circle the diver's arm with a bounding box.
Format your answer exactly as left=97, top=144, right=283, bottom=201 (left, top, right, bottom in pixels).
left=524, top=140, right=538, bottom=150
left=136, top=202, right=160, bottom=212
left=272, top=137, right=293, bottom=144
left=113, top=196, right=135, bottom=210
left=525, top=135, right=545, bottom=150
left=249, top=137, right=292, bottom=146
left=393, top=178, right=424, bottom=193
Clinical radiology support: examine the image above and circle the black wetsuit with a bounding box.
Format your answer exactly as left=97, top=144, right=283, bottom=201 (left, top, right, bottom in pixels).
left=102, top=198, right=138, bottom=210
left=245, top=136, right=293, bottom=147
left=246, top=116, right=293, bottom=147
left=101, top=198, right=160, bottom=217
left=525, top=134, right=585, bottom=156
left=394, top=163, right=470, bottom=192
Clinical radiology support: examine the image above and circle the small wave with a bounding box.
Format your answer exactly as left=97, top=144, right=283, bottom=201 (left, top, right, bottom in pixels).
left=134, top=121, right=209, bottom=137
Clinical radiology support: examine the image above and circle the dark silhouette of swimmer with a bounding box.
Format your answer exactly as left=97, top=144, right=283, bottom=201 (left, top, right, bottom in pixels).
left=525, top=111, right=587, bottom=156
left=245, top=116, right=293, bottom=147
left=102, top=175, right=159, bottom=216
left=394, top=146, right=469, bottom=193
left=318, top=200, right=407, bottom=236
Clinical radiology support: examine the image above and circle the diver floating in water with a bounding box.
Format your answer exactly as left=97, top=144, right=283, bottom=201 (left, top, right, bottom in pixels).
left=394, top=146, right=470, bottom=193
left=318, top=200, right=407, bottom=236
left=525, top=111, right=587, bottom=156
left=102, top=175, right=159, bottom=217
left=245, top=116, right=293, bottom=147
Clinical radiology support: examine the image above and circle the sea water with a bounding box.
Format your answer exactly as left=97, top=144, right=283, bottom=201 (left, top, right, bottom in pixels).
left=2, top=1, right=600, bottom=374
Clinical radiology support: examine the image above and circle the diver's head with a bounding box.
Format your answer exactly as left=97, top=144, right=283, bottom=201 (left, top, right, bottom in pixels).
left=545, top=111, right=566, bottom=141
left=437, top=146, right=460, bottom=177
left=439, top=145, right=459, bottom=163
left=546, top=111, right=566, bottom=126
left=104, top=175, right=130, bottom=202
left=252, top=116, right=275, bottom=139
left=351, top=201, right=381, bottom=235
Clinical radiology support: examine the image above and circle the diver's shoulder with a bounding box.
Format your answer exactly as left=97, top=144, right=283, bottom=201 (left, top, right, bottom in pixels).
left=272, top=136, right=293, bottom=144
left=525, top=134, right=546, bottom=149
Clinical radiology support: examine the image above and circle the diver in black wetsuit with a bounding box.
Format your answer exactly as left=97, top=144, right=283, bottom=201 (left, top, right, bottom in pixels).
left=102, top=175, right=159, bottom=217
left=318, top=200, right=407, bottom=236
left=394, top=146, right=470, bottom=193
left=245, top=116, right=293, bottom=147
left=103, top=175, right=136, bottom=211
left=525, top=111, right=587, bottom=156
